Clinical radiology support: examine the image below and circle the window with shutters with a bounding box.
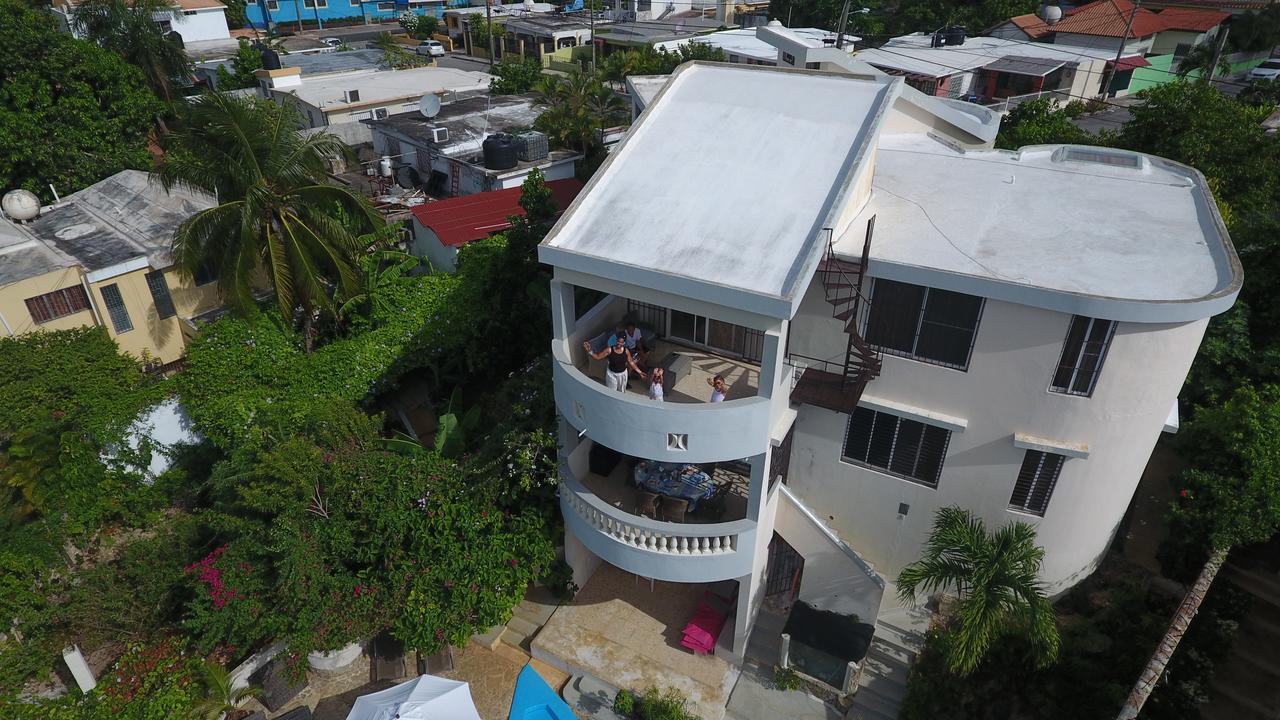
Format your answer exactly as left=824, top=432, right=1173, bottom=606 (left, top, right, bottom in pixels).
left=24, top=286, right=91, bottom=325
left=145, top=271, right=177, bottom=320
left=1009, top=450, right=1065, bottom=516
left=864, top=278, right=984, bottom=370
left=842, top=406, right=951, bottom=487
left=1050, top=316, right=1116, bottom=396
left=99, top=284, right=133, bottom=333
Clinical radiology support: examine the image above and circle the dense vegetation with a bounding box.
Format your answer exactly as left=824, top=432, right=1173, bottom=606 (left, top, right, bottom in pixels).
left=0, top=171, right=566, bottom=714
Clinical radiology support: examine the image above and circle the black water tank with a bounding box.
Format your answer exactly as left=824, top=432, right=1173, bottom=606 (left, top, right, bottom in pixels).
left=482, top=134, right=520, bottom=170
left=260, top=48, right=282, bottom=71
left=944, top=26, right=966, bottom=46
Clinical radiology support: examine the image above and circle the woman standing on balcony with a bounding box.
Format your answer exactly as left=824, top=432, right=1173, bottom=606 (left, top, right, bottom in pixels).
left=585, top=335, right=647, bottom=393
left=707, top=375, right=729, bottom=402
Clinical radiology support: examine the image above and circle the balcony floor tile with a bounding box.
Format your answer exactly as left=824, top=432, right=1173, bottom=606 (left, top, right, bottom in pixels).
left=581, top=339, right=760, bottom=404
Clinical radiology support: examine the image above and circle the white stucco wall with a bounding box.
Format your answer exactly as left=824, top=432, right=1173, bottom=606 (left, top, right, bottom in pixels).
left=785, top=280, right=1208, bottom=594
left=408, top=219, right=459, bottom=272
left=1052, top=32, right=1152, bottom=58
left=171, top=7, right=230, bottom=42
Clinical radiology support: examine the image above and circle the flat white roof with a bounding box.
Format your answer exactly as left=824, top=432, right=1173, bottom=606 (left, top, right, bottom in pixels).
left=844, top=135, right=1239, bottom=322
left=693, top=27, right=856, bottom=63
left=289, top=66, right=491, bottom=111
left=541, top=63, right=895, bottom=318
left=854, top=33, right=1115, bottom=79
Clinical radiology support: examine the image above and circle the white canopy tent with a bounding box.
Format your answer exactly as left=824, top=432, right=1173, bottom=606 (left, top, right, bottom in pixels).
left=345, top=675, right=483, bottom=720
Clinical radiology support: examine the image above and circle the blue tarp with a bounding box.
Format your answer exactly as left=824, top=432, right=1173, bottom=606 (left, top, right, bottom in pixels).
left=508, top=665, right=576, bottom=720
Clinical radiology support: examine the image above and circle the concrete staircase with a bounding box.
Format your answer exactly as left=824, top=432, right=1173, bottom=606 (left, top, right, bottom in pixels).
left=846, top=603, right=929, bottom=720
left=475, top=587, right=561, bottom=655
left=1201, top=557, right=1280, bottom=720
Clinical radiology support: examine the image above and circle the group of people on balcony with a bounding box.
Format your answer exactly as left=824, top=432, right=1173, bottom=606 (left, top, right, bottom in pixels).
left=583, top=321, right=731, bottom=403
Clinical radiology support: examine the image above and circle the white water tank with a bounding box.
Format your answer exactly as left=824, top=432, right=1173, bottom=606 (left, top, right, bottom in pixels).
left=1, top=189, right=40, bottom=221
left=1041, top=5, right=1063, bottom=23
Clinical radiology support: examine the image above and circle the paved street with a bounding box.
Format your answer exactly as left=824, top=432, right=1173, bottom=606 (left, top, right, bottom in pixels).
left=437, top=53, right=496, bottom=73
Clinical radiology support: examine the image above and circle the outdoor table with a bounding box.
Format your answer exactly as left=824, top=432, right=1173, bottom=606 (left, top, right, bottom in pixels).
left=633, top=461, right=715, bottom=509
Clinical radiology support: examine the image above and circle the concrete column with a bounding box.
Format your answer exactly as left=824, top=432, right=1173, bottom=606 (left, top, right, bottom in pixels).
left=564, top=525, right=602, bottom=593
left=757, top=322, right=786, bottom=401
left=550, top=278, right=575, bottom=357
left=745, top=452, right=769, bottom=522
left=731, top=565, right=765, bottom=658
left=62, top=646, right=96, bottom=692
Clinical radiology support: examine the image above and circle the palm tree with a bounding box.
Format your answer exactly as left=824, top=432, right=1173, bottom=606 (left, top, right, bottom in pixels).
left=369, top=32, right=422, bottom=69
left=897, top=506, right=1060, bottom=676
left=534, top=72, right=626, bottom=155
left=74, top=0, right=193, bottom=101
left=1177, top=44, right=1230, bottom=81
left=189, top=660, right=262, bottom=720
left=155, top=92, right=382, bottom=350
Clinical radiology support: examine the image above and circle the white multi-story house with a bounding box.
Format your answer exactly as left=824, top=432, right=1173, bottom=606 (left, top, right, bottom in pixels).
left=530, top=60, right=1239, bottom=717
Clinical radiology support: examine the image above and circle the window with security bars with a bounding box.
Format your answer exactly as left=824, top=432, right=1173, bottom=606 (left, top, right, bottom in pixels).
left=1051, top=316, right=1116, bottom=396
left=1009, top=450, right=1065, bottom=516
left=145, top=271, right=177, bottom=320
left=842, top=406, right=951, bottom=487
left=99, top=284, right=133, bottom=333
left=864, top=278, right=984, bottom=370
left=24, top=286, right=90, bottom=324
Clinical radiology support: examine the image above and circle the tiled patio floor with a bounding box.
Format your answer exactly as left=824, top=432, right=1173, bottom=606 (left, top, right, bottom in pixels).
left=581, top=339, right=760, bottom=404
left=531, top=563, right=740, bottom=720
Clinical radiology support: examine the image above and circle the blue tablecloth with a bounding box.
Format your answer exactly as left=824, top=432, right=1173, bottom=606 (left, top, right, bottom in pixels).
left=634, top=461, right=714, bottom=509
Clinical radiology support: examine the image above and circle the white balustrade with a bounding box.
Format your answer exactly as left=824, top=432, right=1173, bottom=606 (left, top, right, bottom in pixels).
left=561, top=482, right=742, bottom=558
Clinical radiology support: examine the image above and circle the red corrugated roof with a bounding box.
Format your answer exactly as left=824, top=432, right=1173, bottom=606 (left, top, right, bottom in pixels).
left=1008, top=13, right=1052, bottom=39
left=1048, top=0, right=1168, bottom=38
left=411, top=178, right=583, bottom=248
left=1108, top=55, right=1153, bottom=71
left=1154, top=7, right=1231, bottom=32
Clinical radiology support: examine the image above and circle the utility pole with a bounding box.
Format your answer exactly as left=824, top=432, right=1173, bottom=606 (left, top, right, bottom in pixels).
left=294, top=0, right=303, bottom=33
left=835, top=0, right=850, bottom=49
left=485, top=0, right=495, bottom=71
left=589, top=0, right=596, bottom=70
left=1099, top=0, right=1139, bottom=98
left=1206, top=24, right=1230, bottom=82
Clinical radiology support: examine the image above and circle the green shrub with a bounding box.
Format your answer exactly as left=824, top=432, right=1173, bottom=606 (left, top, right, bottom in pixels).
left=773, top=666, right=802, bottom=692
left=1062, top=100, right=1087, bottom=117
left=636, top=687, right=700, bottom=720
left=613, top=688, right=634, bottom=716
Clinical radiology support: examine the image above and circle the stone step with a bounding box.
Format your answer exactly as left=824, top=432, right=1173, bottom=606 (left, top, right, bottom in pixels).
left=861, top=647, right=909, bottom=688
left=506, top=614, right=542, bottom=641
left=868, top=635, right=914, bottom=667
left=849, top=679, right=907, bottom=719
left=472, top=625, right=504, bottom=651
left=1225, top=565, right=1280, bottom=610
left=1200, top=687, right=1274, bottom=720
left=872, top=623, right=922, bottom=662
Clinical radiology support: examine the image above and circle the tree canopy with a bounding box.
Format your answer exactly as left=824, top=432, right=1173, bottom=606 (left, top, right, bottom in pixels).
left=0, top=0, right=161, bottom=202
left=74, top=0, right=193, bottom=101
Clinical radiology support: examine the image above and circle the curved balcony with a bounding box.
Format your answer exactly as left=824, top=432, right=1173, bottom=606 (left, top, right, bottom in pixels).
left=552, top=343, right=772, bottom=464
left=560, top=468, right=757, bottom=583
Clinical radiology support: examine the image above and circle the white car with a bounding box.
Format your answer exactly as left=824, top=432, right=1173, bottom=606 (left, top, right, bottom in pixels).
left=415, top=40, right=445, bottom=58
left=320, top=37, right=342, bottom=48
left=1248, top=59, right=1280, bottom=83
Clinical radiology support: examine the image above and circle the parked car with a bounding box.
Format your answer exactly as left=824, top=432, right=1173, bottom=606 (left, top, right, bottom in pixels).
left=320, top=37, right=342, bottom=47
left=415, top=40, right=445, bottom=57
left=1248, top=59, right=1280, bottom=83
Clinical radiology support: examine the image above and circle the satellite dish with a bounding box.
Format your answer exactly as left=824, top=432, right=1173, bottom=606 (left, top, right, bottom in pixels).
left=522, top=0, right=534, bottom=11
left=418, top=93, right=441, bottom=119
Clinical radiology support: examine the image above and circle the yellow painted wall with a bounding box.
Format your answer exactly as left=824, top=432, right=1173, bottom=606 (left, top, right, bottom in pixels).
left=0, top=268, right=97, bottom=338
left=89, top=268, right=189, bottom=365
left=166, top=267, right=222, bottom=319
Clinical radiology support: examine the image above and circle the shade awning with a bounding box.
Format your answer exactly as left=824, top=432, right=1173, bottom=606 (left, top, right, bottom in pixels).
left=1108, top=55, right=1152, bottom=72
left=985, top=55, right=1067, bottom=77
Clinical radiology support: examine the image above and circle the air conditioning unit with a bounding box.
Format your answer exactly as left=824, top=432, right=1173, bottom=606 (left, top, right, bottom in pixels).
left=374, top=107, right=389, bottom=120
left=344, top=89, right=361, bottom=103
left=429, top=126, right=449, bottom=143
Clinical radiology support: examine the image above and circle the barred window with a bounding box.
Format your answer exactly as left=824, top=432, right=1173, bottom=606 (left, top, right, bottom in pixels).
left=99, top=284, right=133, bottom=334
left=864, top=278, right=984, bottom=370
left=843, top=406, right=951, bottom=488
left=1051, top=316, right=1116, bottom=396
left=24, top=286, right=90, bottom=324
left=1010, top=450, right=1065, bottom=516
left=145, top=271, right=177, bottom=320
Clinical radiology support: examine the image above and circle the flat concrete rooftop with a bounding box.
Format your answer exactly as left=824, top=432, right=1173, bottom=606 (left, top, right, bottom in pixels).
left=847, top=134, right=1240, bottom=322
left=541, top=63, right=895, bottom=318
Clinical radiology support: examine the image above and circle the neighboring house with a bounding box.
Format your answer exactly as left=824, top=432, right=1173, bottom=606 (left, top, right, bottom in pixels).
left=486, top=14, right=599, bottom=59
left=243, top=0, right=443, bottom=31
left=591, top=15, right=724, bottom=54
left=52, top=0, right=231, bottom=43
left=987, top=12, right=1053, bottom=42
left=407, top=178, right=582, bottom=271
left=442, top=2, right=558, bottom=48
left=534, top=61, right=1237, bottom=696
left=196, top=48, right=389, bottom=90
left=253, top=64, right=492, bottom=128
left=1147, top=6, right=1231, bottom=55
left=854, top=33, right=1118, bottom=100
left=610, top=0, right=735, bottom=23
left=692, top=26, right=857, bottom=66
left=0, top=171, right=225, bottom=365
left=365, top=93, right=581, bottom=197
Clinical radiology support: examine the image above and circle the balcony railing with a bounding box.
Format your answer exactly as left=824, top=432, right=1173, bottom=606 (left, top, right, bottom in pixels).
left=559, top=468, right=757, bottom=582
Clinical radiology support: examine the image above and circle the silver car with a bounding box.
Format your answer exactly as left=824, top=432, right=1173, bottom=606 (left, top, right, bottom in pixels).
left=1248, top=59, right=1280, bottom=83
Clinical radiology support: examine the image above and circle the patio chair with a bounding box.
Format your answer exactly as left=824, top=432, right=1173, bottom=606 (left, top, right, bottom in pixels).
left=662, top=497, right=689, bottom=523
left=636, top=491, right=661, bottom=519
